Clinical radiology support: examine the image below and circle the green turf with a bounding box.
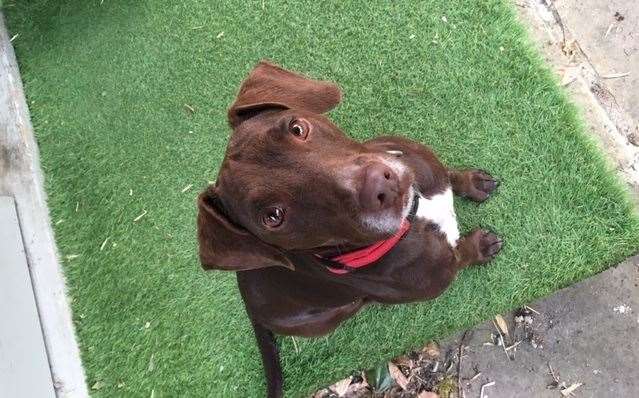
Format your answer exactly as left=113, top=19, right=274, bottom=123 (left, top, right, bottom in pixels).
left=5, top=0, right=639, bottom=396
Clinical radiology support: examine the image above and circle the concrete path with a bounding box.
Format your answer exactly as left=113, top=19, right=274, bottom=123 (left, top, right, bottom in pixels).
left=0, top=196, right=56, bottom=398
left=0, top=14, right=88, bottom=397
left=450, top=255, right=639, bottom=397
left=520, top=0, right=639, bottom=195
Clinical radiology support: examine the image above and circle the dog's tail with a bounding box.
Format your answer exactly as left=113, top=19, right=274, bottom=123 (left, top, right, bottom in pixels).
left=250, top=319, right=283, bottom=398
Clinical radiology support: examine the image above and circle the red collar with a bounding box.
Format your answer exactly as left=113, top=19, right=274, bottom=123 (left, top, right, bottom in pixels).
left=318, top=193, right=419, bottom=275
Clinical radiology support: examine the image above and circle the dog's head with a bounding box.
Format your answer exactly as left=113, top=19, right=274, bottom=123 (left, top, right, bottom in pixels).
left=198, top=61, right=414, bottom=271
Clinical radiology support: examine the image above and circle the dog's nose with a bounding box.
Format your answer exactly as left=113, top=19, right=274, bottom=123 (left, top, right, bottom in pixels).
left=359, top=163, right=399, bottom=211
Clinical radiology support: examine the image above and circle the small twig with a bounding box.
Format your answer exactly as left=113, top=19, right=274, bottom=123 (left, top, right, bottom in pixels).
left=604, top=23, right=614, bottom=38
left=480, top=381, right=495, bottom=398
left=492, top=320, right=511, bottom=360
left=548, top=362, right=560, bottom=384
left=291, top=336, right=299, bottom=354
left=469, top=372, right=482, bottom=382
left=412, top=373, right=428, bottom=386
left=9, top=33, right=19, bottom=42
left=573, top=40, right=597, bottom=76
left=181, top=184, right=193, bottom=193
left=75, top=202, right=80, bottom=212
left=457, top=330, right=469, bottom=398
left=134, top=210, right=147, bottom=222
left=183, top=104, right=195, bottom=114
left=561, top=382, right=583, bottom=397
left=525, top=305, right=540, bottom=315
left=100, top=237, right=110, bottom=251
left=505, top=340, right=522, bottom=351
left=600, top=72, right=630, bottom=79
left=545, top=0, right=565, bottom=45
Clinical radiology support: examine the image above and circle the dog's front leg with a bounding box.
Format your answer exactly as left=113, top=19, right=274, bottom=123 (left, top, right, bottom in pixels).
left=454, top=229, right=503, bottom=268
left=448, top=169, right=498, bottom=202
left=250, top=319, right=284, bottom=398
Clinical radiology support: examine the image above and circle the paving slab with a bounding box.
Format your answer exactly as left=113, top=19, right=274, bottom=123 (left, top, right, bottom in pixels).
left=454, top=255, right=639, bottom=397
left=517, top=0, right=639, bottom=194
left=0, top=196, right=56, bottom=398
left=554, top=0, right=638, bottom=124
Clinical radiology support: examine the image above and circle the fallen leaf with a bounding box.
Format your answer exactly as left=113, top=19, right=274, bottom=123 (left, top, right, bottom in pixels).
left=437, top=376, right=458, bottom=397
left=388, top=362, right=408, bottom=390
left=393, top=355, right=412, bottom=368
left=422, top=341, right=440, bottom=359
left=91, top=381, right=105, bottom=390
left=494, top=314, right=510, bottom=338
left=331, top=376, right=352, bottom=397
left=366, top=362, right=393, bottom=392
left=561, top=382, right=583, bottom=396
left=312, top=388, right=332, bottom=398
left=354, top=371, right=370, bottom=389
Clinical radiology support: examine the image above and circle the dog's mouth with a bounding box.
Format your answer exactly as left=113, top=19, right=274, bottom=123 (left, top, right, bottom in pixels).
left=354, top=153, right=415, bottom=238
left=359, top=184, right=414, bottom=237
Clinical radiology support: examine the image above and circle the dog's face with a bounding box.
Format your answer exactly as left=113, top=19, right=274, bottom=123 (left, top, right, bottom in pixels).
left=198, top=61, right=414, bottom=271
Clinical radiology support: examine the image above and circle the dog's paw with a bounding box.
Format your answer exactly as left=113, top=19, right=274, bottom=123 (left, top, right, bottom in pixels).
left=468, top=170, right=499, bottom=202
left=473, top=229, right=503, bottom=263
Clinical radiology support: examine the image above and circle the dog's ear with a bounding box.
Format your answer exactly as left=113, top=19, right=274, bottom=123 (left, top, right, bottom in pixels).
left=228, top=60, right=342, bottom=128
left=197, top=186, right=294, bottom=271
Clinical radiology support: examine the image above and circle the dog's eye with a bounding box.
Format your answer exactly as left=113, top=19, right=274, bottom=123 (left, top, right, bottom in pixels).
left=262, top=207, right=284, bottom=228
left=289, top=119, right=309, bottom=139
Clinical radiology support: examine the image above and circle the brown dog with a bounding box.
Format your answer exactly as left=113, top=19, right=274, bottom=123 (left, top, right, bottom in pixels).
left=197, top=61, right=503, bottom=397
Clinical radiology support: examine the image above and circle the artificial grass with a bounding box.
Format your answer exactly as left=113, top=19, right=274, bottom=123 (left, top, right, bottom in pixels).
left=5, top=0, right=639, bottom=396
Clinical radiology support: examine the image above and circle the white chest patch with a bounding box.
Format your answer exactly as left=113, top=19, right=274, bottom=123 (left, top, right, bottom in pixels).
left=415, top=187, right=460, bottom=247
